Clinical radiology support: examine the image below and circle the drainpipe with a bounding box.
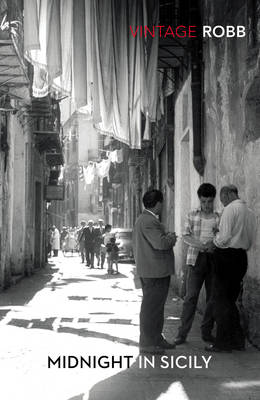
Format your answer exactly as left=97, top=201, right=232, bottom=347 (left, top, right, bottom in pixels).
left=190, top=3, right=205, bottom=176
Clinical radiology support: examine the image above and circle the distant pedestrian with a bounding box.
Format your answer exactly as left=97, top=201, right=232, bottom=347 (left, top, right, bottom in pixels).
left=77, top=221, right=86, bottom=263
left=133, top=189, right=177, bottom=355
left=106, top=237, right=119, bottom=274
left=60, top=226, right=69, bottom=254
left=82, top=220, right=96, bottom=268
left=94, top=219, right=105, bottom=267
left=100, top=224, right=113, bottom=269
left=67, top=228, right=77, bottom=254
left=51, top=226, right=60, bottom=257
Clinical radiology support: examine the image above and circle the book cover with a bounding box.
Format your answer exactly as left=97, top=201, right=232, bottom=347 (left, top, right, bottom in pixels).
left=0, top=1, right=260, bottom=399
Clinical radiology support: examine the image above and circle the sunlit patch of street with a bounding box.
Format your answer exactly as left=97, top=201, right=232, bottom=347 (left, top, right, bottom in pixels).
left=1, top=255, right=260, bottom=400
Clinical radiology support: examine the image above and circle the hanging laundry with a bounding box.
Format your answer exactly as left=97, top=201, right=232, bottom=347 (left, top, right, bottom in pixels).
left=72, top=0, right=87, bottom=108
left=83, top=163, right=95, bottom=185
left=104, top=135, right=112, bottom=146
left=53, top=0, right=73, bottom=95
left=157, top=69, right=164, bottom=121
left=24, top=0, right=40, bottom=51
left=116, top=149, right=123, bottom=163
left=109, top=150, right=118, bottom=163
left=58, top=166, right=64, bottom=183
left=143, top=114, right=151, bottom=141
left=24, top=0, right=65, bottom=97
left=146, top=0, right=159, bottom=122
left=108, top=149, right=124, bottom=163
left=78, top=165, right=84, bottom=181
left=96, top=159, right=111, bottom=180
left=163, top=68, right=175, bottom=98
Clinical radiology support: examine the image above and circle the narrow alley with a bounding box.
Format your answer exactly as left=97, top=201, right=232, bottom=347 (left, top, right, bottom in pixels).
left=0, top=255, right=259, bottom=400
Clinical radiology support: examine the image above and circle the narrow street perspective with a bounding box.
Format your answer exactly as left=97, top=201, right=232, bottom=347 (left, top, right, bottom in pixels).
left=0, top=255, right=260, bottom=400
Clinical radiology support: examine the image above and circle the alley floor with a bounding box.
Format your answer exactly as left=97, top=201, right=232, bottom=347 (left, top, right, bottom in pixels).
left=0, top=255, right=260, bottom=400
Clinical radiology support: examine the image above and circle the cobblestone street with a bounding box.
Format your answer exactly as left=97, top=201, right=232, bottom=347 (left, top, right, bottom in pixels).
left=0, top=255, right=260, bottom=400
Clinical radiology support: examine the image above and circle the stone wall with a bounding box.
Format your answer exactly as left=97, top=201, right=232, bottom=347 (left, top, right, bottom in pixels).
left=174, top=74, right=201, bottom=292
left=203, top=0, right=260, bottom=346
left=10, top=114, right=26, bottom=275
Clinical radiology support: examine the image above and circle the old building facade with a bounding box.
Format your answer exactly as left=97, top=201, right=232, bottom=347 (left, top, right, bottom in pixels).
left=121, top=1, right=260, bottom=346
left=0, top=1, right=64, bottom=288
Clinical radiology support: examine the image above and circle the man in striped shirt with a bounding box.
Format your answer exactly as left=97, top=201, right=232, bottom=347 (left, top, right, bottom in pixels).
left=174, top=183, right=220, bottom=345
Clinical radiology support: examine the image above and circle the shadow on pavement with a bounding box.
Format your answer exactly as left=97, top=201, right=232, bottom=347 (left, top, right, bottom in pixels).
left=87, top=273, right=128, bottom=280
left=47, top=278, right=94, bottom=291
left=0, top=263, right=58, bottom=310
left=67, top=356, right=260, bottom=400
left=59, top=326, right=139, bottom=346
left=6, top=316, right=139, bottom=346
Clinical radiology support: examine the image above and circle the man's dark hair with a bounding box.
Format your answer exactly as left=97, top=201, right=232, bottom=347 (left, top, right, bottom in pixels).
left=143, top=189, right=163, bottom=208
left=105, top=224, right=112, bottom=231
left=197, top=183, right=216, bottom=198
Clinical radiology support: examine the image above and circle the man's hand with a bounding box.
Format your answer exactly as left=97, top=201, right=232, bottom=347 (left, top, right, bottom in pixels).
left=167, top=232, right=178, bottom=246
left=204, top=240, right=216, bottom=253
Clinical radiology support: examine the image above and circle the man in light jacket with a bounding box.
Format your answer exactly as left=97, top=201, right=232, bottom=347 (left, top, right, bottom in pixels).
left=51, top=226, right=60, bottom=257
left=133, top=189, right=177, bottom=354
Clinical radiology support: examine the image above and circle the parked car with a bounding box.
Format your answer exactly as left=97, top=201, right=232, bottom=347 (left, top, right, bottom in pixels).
left=112, top=228, right=134, bottom=262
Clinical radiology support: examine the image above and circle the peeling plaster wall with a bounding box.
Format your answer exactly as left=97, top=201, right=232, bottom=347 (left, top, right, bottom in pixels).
left=24, top=123, right=34, bottom=273
left=33, top=148, right=45, bottom=269
left=174, top=74, right=201, bottom=289
left=203, top=0, right=260, bottom=345
left=10, top=115, right=26, bottom=275
left=0, top=114, right=13, bottom=288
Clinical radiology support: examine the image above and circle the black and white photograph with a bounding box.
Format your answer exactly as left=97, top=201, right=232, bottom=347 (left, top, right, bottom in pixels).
left=0, top=1, right=260, bottom=399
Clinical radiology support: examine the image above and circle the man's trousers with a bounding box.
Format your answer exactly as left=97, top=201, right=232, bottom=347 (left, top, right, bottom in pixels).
left=210, top=247, right=247, bottom=349
left=139, top=276, right=170, bottom=347
left=85, top=245, right=95, bottom=267
left=177, top=253, right=215, bottom=339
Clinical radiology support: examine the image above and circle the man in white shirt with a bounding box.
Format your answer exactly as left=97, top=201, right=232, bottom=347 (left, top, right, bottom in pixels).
left=205, top=185, right=256, bottom=352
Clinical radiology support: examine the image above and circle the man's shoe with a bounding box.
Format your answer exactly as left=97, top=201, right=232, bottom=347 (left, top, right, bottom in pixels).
left=202, top=334, right=216, bottom=343
left=205, top=344, right=232, bottom=353
left=139, top=345, right=165, bottom=355
left=174, top=336, right=186, bottom=345
left=158, top=338, right=176, bottom=349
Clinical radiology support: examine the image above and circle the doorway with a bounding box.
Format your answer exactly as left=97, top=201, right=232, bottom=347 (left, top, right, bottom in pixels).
left=34, top=182, right=42, bottom=268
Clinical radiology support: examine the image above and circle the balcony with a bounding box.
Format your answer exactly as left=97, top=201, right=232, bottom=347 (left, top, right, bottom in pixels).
left=0, top=0, right=30, bottom=101
left=32, top=96, right=63, bottom=164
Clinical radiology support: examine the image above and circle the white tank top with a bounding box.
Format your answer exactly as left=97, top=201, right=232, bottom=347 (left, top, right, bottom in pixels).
left=199, top=217, right=216, bottom=244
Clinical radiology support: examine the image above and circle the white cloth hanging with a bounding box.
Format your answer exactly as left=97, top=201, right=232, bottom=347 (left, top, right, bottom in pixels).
left=96, top=159, right=111, bottom=180
left=83, top=163, right=95, bottom=185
